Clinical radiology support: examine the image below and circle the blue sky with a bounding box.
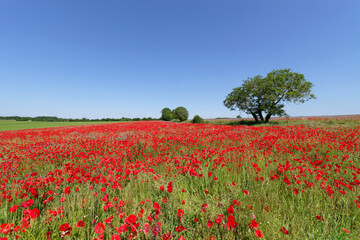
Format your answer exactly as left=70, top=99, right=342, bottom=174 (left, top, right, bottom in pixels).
left=1, top=0, right=359, bottom=119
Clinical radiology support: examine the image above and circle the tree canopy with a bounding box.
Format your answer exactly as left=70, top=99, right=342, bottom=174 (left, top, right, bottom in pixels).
left=161, top=108, right=173, bottom=121
left=224, top=69, right=316, bottom=123
left=172, top=107, right=189, bottom=122
left=192, top=115, right=204, bottom=124
left=160, top=107, right=189, bottom=122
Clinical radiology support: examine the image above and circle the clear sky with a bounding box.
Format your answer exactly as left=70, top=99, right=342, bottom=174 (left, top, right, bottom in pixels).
left=1, top=0, right=359, bottom=119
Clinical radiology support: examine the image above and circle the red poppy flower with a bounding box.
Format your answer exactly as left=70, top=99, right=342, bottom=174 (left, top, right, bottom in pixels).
left=30, top=209, right=40, bottom=219
left=143, top=223, right=150, bottom=234
left=207, top=220, right=213, bottom=228
left=254, top=229, right=264, bottom=238
left=60, top=223, right=69, bottom=231
left=249, top=220, right=259, bottom=229
left=226, top=215, right=238, bottom=231
left=177, top=209, right=184, bottom=218
left=280, top=227, right=289, bottom=234
left=153, top=202, right=160, bottom=210
left=76, top=221, right=85, bottom=228
left=102, top=194, right=109, bottom=202
left=9, top=205, right=18, bottom=213
left=125, top=214, right=138, bottom=225
left=111, top=234, right=121, bottom=240
left=176, top=226, right=185, bottom=232
left=95, top=222, right=105, bottom=234
left=26, top=199, right=34, bottom=207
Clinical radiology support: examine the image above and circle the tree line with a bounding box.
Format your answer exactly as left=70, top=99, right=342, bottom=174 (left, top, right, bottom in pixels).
left=0, top=116, right=157, bottom=122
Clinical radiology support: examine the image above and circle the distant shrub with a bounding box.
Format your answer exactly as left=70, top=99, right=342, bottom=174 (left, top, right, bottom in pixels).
left=192, top=115, right=204, bottom=123
left=173, top=107, right=189, bottom=122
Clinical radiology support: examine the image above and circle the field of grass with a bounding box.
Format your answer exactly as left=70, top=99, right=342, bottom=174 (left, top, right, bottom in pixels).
left=0, top=121, right=120, bottom=131
left=0, top=119, right=359, bottom=239
left=207, top=117, right=360, bottom=128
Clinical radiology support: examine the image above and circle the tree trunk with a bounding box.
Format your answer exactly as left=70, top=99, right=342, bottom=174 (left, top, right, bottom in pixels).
left=250, top=113, right=259, bottom=123
left=247, top=108, right=259, bottom=123
left=265, top=113, right=272, bottom=123
left=258, top=111, right=264, bottom=123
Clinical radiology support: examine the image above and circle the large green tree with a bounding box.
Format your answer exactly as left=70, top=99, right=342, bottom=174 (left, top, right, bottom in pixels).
left=224, top=69, right=316, bottom=123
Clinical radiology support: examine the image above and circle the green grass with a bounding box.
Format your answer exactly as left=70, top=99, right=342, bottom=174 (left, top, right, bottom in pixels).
left=0, top=120, right=121, bottom=131
left=207, top=117, right=360, bottom=128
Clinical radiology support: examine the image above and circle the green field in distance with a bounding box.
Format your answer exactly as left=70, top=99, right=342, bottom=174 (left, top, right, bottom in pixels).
left=0, top=121, right=120, bottom=131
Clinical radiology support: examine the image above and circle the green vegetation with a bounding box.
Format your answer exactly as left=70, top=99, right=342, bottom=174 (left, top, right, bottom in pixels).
left=160, top=106, right=189, bottom=122
left=208, top=117, right=360, bottom=128
left=172, top=107, right=189, bottom=122
left=224, top=68, right=316, bottom=123
left=160, top=108, right=174, bottom=121
left=191, top=115, right=204, bottom=123
left=0, top=121, right=120, bottom=131
left=0, top=115, right=159, bottom=131
left=0, top=116, right=157, bottom=122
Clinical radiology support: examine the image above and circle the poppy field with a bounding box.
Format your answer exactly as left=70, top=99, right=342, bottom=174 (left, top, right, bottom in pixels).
left=0, top=120, right=359, bottom=239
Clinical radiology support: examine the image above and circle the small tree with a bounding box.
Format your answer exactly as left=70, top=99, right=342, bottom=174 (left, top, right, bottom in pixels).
left=224, top=69, right=316, bottom=123
left=161, top=108, right=173, bottom=121
left=192, top=115, right=204, bottom=123
left=173, top=107, right=189, bottom=122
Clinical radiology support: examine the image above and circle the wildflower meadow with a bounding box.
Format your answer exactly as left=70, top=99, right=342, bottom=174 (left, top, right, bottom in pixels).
left=0, top=120, right=359, bottom=239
